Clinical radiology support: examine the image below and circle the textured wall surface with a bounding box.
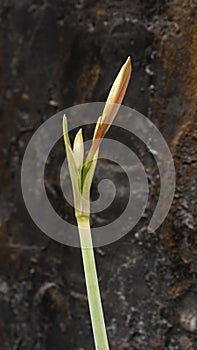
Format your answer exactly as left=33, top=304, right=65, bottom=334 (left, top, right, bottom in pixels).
left=0, top=0, right=196, bottom=349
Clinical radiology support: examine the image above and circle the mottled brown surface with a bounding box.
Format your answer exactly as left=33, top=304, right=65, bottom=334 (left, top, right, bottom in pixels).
left=0, top=0, right=197, bottom=349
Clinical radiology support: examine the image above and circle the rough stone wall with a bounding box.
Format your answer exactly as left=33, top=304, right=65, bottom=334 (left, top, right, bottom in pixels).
left=0, top=0, right=196, bottom=349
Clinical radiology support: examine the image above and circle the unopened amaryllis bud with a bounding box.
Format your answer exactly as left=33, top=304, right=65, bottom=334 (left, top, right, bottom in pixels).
left=73, top=128, right=84, bottom=169
left=101, top=56, right=131, bottom=127
left=87, top=57, right=132, bottom=161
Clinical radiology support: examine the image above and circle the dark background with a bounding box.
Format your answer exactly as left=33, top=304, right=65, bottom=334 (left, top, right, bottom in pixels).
left=0, top=0, right=197, bottom=349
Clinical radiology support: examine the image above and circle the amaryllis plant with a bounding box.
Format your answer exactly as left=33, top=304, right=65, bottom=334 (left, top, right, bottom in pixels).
left=63, top=57, right=132, bottom=350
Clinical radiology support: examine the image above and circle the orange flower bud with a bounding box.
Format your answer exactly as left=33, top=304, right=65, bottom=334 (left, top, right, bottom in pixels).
left=101, top=56, right=132, bottom=127
left=88, top=57, right=132, bottom=160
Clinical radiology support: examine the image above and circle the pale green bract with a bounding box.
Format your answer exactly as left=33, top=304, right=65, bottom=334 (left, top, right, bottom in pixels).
left=62, top=114, right=100, bottom=217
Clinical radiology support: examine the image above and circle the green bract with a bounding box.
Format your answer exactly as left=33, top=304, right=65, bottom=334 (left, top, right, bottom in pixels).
left=63, top=114, right=100, bottom=218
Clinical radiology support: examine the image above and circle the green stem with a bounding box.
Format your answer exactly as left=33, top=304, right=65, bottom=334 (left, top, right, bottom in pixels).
left=77, top=216, right=110, bottom=350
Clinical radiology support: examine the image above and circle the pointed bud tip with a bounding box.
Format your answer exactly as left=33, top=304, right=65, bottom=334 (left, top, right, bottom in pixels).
left=78, top=128, right=83, bottom=136
left=123, top=56, right=132, bottom=76
left=74, top=128, right=83, bottom=147
left=126, top=56, right=131, bottom=63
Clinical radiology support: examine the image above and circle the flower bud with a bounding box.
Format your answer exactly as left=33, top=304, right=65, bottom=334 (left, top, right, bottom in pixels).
left=88, top=57, right=132, bottom=160
left=73, top=128, right=84, bottom=169
left=101, top=56, right=132, bottom=127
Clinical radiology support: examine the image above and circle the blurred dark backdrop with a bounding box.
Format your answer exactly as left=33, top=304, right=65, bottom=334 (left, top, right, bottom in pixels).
left=0, top=0, right=196, bottom=349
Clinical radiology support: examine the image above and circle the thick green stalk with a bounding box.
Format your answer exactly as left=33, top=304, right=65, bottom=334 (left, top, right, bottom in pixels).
left=77, top=216, right=110, bottom=350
